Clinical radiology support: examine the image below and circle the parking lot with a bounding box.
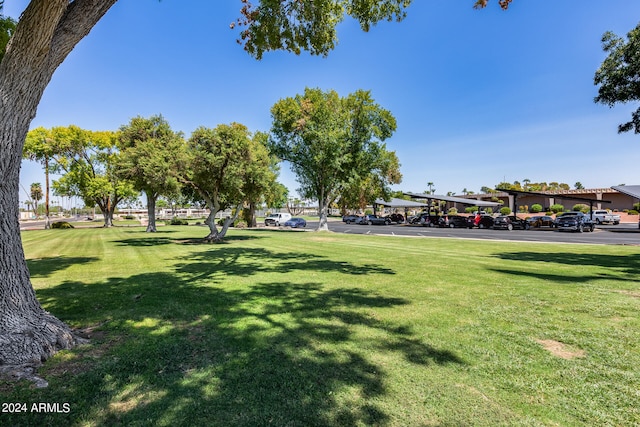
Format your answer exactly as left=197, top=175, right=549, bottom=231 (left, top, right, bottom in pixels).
left=312, top=220, right=640, bottom=245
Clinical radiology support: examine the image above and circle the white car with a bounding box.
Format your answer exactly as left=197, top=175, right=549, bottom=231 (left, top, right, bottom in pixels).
left=264, top=213, right=292, bottom=226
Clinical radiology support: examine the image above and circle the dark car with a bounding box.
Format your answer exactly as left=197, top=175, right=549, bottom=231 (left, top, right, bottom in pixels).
left=470, top=214, right=495, bottom=229
left=493, top=215, right=530, bottom=231
left=357, top=214, right=391, bottom=225
left=555, top=212, right=594, bottom=232
left=417, top=213, right=441, bottom=227
left=527, top=215, right=555, bottom=228
left=342, top=214, right=360, bottom=224
left=441, top=215, right=472, bottom=228
left=386, top=213, right=405, bottom=223
left=284, top=217, right=307, bottom=228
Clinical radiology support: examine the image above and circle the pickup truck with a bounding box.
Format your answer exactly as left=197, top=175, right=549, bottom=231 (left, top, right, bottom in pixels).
left=586, top=210, right=620, bottom=225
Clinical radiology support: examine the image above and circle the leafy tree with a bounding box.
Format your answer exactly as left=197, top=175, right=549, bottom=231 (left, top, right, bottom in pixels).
left=42, top=126, right=137, bottom=228
left=117, top=115, right=187, bottom=232
left=184, top=123, right=276, bottom=242
left=270, top=88, right=397, bottom=231
left=29, top=183, right=43, bottom=216
left=337, top=149, right=401, bottom=212
left=575, top=182, right=585, bottom=190
left=594, top=23, right=640, bottom=133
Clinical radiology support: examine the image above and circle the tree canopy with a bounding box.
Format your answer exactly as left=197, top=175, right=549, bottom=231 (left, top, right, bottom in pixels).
left=185, top=123, right=278, bottom=242
left=269, top=87, right=398, bottom=230
left=594, top=23, right=640, bottom=134
left=118, top=115, right=187, bottom=232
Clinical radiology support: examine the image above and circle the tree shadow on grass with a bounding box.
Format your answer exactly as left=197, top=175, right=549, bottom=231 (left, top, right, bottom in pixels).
left=490, top=251, right=640, bottom=284
left=114, top=234, right=263, bottom=247
left=172, top=247, right=395, bottom=285
left=26, top=256, right=99, bottom=278
left=9, top=252, right=462, bottom=426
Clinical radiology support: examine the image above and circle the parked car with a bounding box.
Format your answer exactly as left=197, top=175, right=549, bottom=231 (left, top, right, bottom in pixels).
left=470, top=214, right=495, bottom=229
left=385, top=213, right=405, bottom=223
left=357, top=214, right=391, bottom=225
left=264, top=212, right=292, bottom=226
left=284, top=217, right=307, bottom=228
left=586, top=210, right=620, bottom=225
left=493, top=215, right=530, bottom=231
left=555, top=212, right=594, bottom=232
left=417, top=213, right=441, bottom=227
left=526, top=215, right=555, bottom=228
left=342, top=214, right=360, bottom=224
left=441, top=215, right=472, bottom=228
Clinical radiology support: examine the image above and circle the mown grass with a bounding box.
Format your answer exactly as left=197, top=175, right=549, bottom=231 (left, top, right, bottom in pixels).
left=2, top=226, right=639, bottom=426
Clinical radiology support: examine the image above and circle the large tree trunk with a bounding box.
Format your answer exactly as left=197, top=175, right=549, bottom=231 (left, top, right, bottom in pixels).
left=316, top=193, right=330, bottom=231
left=0, top=0, right=117, bottom=372
left=146, top=191, right=157, bottom=232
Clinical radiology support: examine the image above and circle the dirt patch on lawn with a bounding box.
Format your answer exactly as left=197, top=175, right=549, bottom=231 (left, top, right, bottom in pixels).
left=535, top=339, right=586, bottom=360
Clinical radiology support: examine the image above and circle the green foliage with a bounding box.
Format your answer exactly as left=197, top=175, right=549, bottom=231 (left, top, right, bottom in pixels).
left=530, top=204, right=543, bottom=213
left=0, top=13, right=16, bottom=63
left=633, top=202, right=640, bottom=211
left=499, top=207, right=511, bottom=215
left=550, top=204, right=565, bottom=213
left=628, top=210, right=639, bottom=216
left=117, top=115, right=186, bottom=201
left=26, top=126, right=137, bottom=226
left=269, top=88, right=398, bottom=226
left=235, top=0, right=410, bottom=59
left=447, top=207, right=458, bottom=215
left=168, top=217, right=188, bottom=226
left=464, top=206, right=478, bottom=213
left=572, top=204, right=589, bottom=213
left=50, top=221, right=74, bottom=229
left=594, top=23, right=640, bottom=133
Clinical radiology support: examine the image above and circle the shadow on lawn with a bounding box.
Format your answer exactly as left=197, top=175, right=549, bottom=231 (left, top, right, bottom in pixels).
left=15, top=249, right=463, bottom=426
left=114, top=233, right=263, bottom=247
left=26, top=256, right=99, bottom=278
left=491, top=251, right=640, bottom=283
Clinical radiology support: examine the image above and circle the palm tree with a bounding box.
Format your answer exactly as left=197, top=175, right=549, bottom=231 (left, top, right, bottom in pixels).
left=426, top=182, right=435, bottom=194
left=29, top=182, right=43, bottom=216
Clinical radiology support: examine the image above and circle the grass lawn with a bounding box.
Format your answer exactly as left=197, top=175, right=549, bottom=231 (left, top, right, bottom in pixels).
left=2, top=226, right=639, bottom=426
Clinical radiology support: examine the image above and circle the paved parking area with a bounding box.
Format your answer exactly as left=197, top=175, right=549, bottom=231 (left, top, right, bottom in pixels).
left=312, top=221, right=640, bottom=245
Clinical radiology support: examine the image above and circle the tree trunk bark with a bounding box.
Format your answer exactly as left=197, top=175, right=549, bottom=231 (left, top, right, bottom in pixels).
left=146, top=191, right=157, bottom=232
left=204, top=209, right=221, bottom=242
left=317, top=195, right=330, bottom=231
left=0, top=0, right=117, bottom=371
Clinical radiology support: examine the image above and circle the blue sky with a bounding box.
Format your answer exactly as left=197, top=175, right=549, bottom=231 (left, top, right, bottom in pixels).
left=8, top=0, right=640, bottom=204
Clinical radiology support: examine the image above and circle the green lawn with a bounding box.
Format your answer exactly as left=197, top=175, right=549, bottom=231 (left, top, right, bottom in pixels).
left=2, top=226, right=639, bottom=426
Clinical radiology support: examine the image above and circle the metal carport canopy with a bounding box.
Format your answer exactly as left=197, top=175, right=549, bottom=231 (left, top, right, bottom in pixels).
left=374, top=197, right=430, bottom=208
left=612, top=185, right=640, bottom=200
left=403, top=192, right=502, bottom=207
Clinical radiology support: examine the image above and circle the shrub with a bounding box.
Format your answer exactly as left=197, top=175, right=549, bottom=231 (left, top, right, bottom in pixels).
left=572, top=204, right=589, bottom=213
left=448, top=207, right=458, bottom=214
left=633, top=202, right=640, bottom=211
left=51, top=221, right=74, bottom=229
left=123, top=214, right=135, bottom=220
left=500, top=207, right=512, bottom=215
left=550, top=204, right=564, bottom=213
left=628, top=210, right=639, bottom=216
left=530, top=204, right=543, bottom=213
left=168, top=217, right=188, bottom=226
left=465, top=206, right=478, bottom=213
left=485, top=208, right=493, bottom=214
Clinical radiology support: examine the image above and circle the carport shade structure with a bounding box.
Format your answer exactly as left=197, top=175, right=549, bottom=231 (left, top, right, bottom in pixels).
left=612, top=185, right=640, bottom=229
left=373, top=198, right=429, bottom=218
left=497, top=189, right=611, bottom=220
left=402, top=192, right=502, bottom=210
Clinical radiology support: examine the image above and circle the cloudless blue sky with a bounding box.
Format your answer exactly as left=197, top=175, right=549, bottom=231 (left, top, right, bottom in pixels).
left=8, top=0, right=640, bottom=204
